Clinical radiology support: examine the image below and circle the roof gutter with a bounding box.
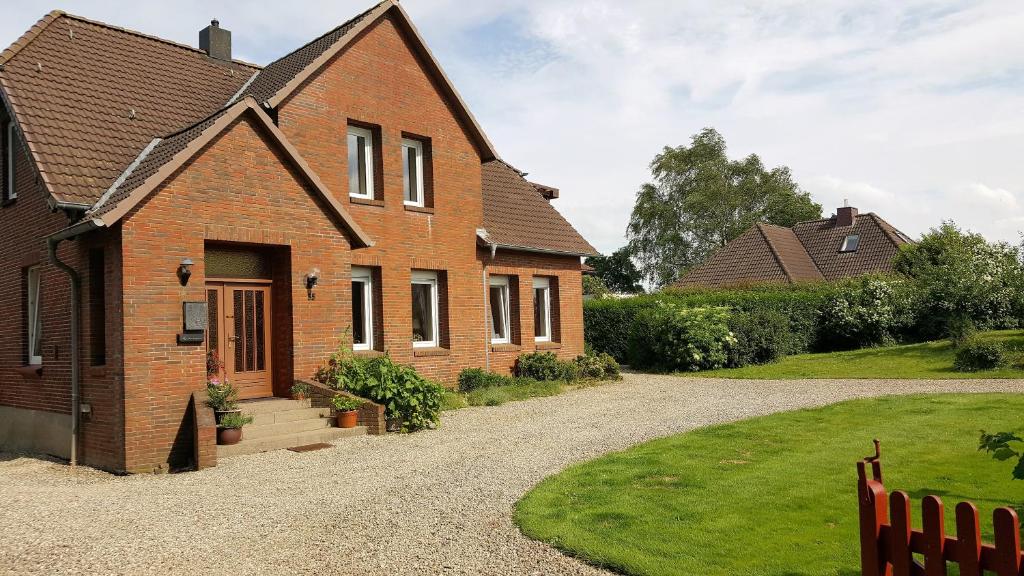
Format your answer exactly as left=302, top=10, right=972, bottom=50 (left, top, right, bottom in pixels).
left=477, top=234, right=596, bottom=258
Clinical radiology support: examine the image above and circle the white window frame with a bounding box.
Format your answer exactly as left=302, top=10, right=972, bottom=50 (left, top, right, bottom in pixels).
left=27, top=266, right=41, bottom=365
left=533, top=277, right=551, bottom=343
left=840, top=234, right=860, bottom=253
left=489, top=275, right=511, bottom=344
left=402, top=138, right=425, bottom=207
left=351, top=267, right=374, bottom=352
left=347, top=125, right=375, bottom=200
left=5, top=121, right=15, bottom=200
left=411, top=270, right=440, bottom=349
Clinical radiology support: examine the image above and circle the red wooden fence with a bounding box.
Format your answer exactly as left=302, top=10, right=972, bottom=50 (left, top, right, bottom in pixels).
left=858, top=440, right=1024, bottom=576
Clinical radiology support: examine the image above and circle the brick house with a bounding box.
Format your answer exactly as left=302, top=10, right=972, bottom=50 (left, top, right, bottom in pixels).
left=0, top=1, right=597, bottom=472
left=676, top=206, right=913, bottom=288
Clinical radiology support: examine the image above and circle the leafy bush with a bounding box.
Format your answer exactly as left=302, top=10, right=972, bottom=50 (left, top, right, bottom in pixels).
left=315, top=345, right=444, bottom=432
left=205, top=381, right=239, bottom=412
left=628, top=303, right=735, bottom=372
left=727, top=308, right=794, bottom=367
left=575, top=354, right=606, bottom=379
left=598, top=353, right=621, bottom=379
left=816, top=277, right=916, bottom=351
left=458, top=368, right=510, bottom=392
left=582, top=275, right=611, bottom=297
left=953, top=339, right=1007, bottom=372
left=330, top=395, right=364, bottom=412
left=516, top=352, right=576, bottom=381
left=217, top=412, right=253, bottom=429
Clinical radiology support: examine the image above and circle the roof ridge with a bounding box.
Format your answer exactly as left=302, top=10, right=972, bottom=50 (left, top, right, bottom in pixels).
left=864, top=212, right=912, bottom=248
left=42, top=12, right=260, bottom=69
left=258, top=1, right=388, bottom=72
left=0, top=10, right=64, bottom=67
left=755, top=223, right=795, bottom=283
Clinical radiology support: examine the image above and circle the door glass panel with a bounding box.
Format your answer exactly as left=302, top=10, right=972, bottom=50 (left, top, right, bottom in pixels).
left=233, top=291, right=244, bottom=372
left=244, top=290, right=255, bottom=371
left=207, top=289, right=219, bottom=358
left=255, top=290, right=265, bottom=371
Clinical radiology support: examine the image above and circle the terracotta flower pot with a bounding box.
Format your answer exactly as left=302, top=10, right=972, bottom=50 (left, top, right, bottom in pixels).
left=336, top=410, right=358, bottom=429
left=214, top=409, right=241, bottom=425
left=217, top=427, right=243, bottom=445
left=293, top=393, right=306, bottom=401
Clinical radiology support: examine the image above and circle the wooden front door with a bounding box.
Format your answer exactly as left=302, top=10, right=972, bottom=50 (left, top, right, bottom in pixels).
left=206, top=282, right=273, bottom=399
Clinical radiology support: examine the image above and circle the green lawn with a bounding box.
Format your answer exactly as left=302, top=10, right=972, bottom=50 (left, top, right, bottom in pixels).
left=515, top=394, right=1024, bottom=576
left=694, top=330, right=1024, bottom=379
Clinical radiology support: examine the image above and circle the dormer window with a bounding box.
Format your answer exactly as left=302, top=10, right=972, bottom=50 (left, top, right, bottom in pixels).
left=347, top=125, right=375, bottom=200
left=840, top=234, right=860, bottom=253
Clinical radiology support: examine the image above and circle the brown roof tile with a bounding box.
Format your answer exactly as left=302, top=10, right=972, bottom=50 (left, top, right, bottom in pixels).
left=792, top=212, right=909, bottom=280
left=757, top=224, right=823, bottom=283
left=481, top=160, right=597, bottom=256
left=0, top=12, right=257, bottom=205
left=677, top=225, right=791, bottom=288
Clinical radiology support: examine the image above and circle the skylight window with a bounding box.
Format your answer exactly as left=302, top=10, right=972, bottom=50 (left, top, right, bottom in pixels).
left=840, top=235, right=860, bottom=253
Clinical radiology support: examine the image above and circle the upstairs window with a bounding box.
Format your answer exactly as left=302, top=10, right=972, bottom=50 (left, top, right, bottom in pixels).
left=533, top=277, right=552, bottom=342
left=412, top=270, right=440, bottom=348
left=402, top=138, right=425, bottom=207
left=347, top=125, right=375, bottom=200
left=3, top=120, right=15, bottom=202
left=351, top=267, right=374, bottom=351
left=840, top=234, right=860, bottom=253
left=26, top=266, right=42, bottom=365
left=489, top=275, right=511, bottom=344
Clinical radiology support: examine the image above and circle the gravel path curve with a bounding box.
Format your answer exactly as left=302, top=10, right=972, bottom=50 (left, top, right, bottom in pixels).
left=2, top=375, right=1023, bottom=576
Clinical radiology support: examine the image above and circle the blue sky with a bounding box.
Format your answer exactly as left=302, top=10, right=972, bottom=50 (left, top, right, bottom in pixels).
left=3, top=0, right=1023, bottom=254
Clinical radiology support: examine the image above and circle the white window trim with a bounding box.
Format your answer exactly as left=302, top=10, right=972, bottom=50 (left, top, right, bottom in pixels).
left=6, top=121, right=15, bottom=200
left=347, top=125, right=375, bottom=200
left=489, top=275, right=511, bottom=345
left=412, top=270, right=440, bottom=348
left=533, top=277, right=551, bottom=343
left=27, top=266, right=41, bottom=365
left=352, top=267, right=373, bottom=352
left=840, top=234, right=860, bottom=253
left=402, top=138, right=425, bottom=207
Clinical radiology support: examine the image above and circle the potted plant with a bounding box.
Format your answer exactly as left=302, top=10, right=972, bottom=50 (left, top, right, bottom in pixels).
left=206, top=378, right=240, bottom=425
left=216, top=412, right=253, bottom=445
left=290, top=382, right=311, bottom=401
left=331, top=395, right=363, bottom=428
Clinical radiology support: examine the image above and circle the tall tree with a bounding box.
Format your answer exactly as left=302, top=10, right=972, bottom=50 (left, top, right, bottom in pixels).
left=585, top=247, right=644, bottom=294
left=626, top=128, right=822, bottom=287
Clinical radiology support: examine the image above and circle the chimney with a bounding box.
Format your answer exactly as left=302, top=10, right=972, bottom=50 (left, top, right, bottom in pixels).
left=836, top=205, right=858, bottom=227
left=199, top=19, right=231, bottom=61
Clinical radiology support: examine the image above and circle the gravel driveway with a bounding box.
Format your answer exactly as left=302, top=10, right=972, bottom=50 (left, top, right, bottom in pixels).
left=2, top=374, right=1023, bottom=576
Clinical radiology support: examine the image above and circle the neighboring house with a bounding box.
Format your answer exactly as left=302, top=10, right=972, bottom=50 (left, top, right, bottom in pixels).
left=677, top=206, right=913, bottom=288
left=0, top=1, right=596, bottom=472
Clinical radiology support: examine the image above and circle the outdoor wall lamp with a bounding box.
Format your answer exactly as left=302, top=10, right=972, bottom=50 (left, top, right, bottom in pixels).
left=305, top=268, right=320, bottom=300
left=177, top=258, right=194, bottom=286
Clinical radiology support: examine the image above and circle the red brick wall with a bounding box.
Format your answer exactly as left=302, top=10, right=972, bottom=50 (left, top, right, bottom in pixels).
left=118, top=113, right=354, bottom=472
left=277, top=14, right=586, bottom=383
left=0, top=121, right=125, bottom=471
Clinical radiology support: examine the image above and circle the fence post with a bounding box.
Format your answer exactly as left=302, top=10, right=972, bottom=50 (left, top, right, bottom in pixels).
left=955, top=502, right=982, bottom=576
left=993, top=507, right=1022, bottom=576
left=922, top=496, right=946, bottom=576
left=890, top=491, right=913, bottom=576
left=858, top=461, right=891, bottom=576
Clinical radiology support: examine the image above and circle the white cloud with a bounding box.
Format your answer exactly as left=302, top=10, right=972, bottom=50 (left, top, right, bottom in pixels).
left=2, top=0, right=1023, bottom=252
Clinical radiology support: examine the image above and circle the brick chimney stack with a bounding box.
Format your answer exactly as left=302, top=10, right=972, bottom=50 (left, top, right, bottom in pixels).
left=837, top=205, right=858, bottom=227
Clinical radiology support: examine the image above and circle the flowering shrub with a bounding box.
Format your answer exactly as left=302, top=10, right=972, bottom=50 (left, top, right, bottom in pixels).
left=628, top=303, right=735, bottom=372
left=953, top=339, right=1007, bottom=372
left=817, top=277, right=916, bottom=350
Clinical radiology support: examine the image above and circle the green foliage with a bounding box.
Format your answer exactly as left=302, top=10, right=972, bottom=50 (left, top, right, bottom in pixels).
left=626, top=128, right=822, bottom=287
left=726, top=307, right=794, bottom=367
left=465, top=379, right=564, bottom=407
left=628, top=303, right=736, bottom=372
left=217, top=412, right=253, bottom=429
left=330, top=395, right=364, bottom=412
left=574, top=354, right=606, bottom=379
left=289, top=382, right=311, bottom=398
left=895, top=221, right=1023, bottom=338
left=817, top=277, right=916, bottom=350
left=315, top=342, right=444, bottom=432
left=585, top=247, right=644, bottom=294
left=953, top=339, right=1007, bottom=372
left=581, top=275, right=611, bottom=297
left=205, top=381, right=239, bottom=412
left=458, top=368, right=517, bottom=392
left=441, top=390, right=469, bottom=411
left=516, top=352, right=578, bottom=381
left=979, top=431, right=1024, bottom=480
left=598, top=353, right=621, bottom=379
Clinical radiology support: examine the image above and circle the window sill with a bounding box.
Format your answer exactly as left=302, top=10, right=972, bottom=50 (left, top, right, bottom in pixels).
left=404, top=204, right=434, bottom=215
left=350, top=197, right=384, bottom=207
left=354, top=349, right=384, bottom=358
left=535, top=341, right=562, bottom=350
left=491, top=343, right=521, bottom=353
left=413, top=347, right=450, bottom=357
left=16, top=364, right=42, bottom=379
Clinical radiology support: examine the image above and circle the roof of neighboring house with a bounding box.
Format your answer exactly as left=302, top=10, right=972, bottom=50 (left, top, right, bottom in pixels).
left=1, top=2, right=593, bottom=255
left=677, top=210, right=912, bottom=288
left=480, top=160, right=598, bottom=257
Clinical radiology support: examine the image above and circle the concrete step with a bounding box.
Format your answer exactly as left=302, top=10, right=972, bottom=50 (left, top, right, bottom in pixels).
left=217, top=426, right=367, bottom=458
left=244, top=416, right=334, bottom=440
left=249, top=407, right=331, bottom=427
left=237, top=398, right=311, bottom=415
